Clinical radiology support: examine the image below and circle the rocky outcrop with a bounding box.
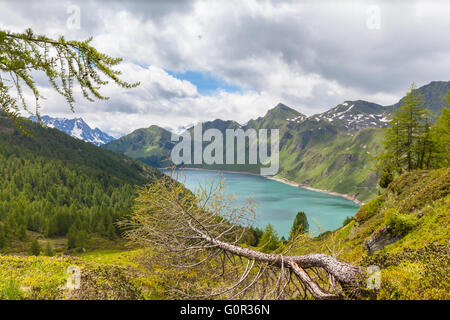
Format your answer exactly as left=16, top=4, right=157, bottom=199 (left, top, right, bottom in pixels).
left=365, top=226, right=401, bottom=255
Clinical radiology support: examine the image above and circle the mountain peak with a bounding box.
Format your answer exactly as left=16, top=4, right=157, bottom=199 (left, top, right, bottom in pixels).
left=272, top=103, right=298, bottom=113
left=29, top=115, right=115, bottom=146
left=266, top=103, right=304, bottom=117
left=313, top=100, right=388, bottom=132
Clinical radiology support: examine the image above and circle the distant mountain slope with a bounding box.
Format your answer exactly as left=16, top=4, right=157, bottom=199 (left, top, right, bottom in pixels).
left=313, top=100, right=390, bottom=132
left=246, top=103, right=307, bottom=129
left=103, top=125, right=175, bottom=168
left=102, top=81, right=449, bottom=202
left=29, top=115, right=115, bottom=146
left=0, top=115, right=164, bottom=253
left=389, top=81, right=450, bottom=116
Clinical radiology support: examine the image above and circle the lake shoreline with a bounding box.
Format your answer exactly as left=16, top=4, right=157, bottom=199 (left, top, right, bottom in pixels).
left=266, top=176, right=364, bottom=206
left=160, top=167, right=364, bottom=206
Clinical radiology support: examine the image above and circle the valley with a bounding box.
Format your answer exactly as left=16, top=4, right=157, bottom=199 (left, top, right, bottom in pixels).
left=104, top=81, right=450, bottom=202
left=0, top=3, right=448, bottom=301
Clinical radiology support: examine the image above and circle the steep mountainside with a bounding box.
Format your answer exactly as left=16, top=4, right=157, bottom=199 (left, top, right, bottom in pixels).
left=389, top=81, right=450, bottom=117
left=103, top=125, right=175, bottom=167
left=29, top=115, right=115, bottom=146
left=313, top=100, right=390, bottom=132
left=246, top=103, right=307, bottom=129
left=0, top=115, right=163, bottom=253
left=101, top=81, right=449, bottom=202
left=297, top=168, right=450, bottom=299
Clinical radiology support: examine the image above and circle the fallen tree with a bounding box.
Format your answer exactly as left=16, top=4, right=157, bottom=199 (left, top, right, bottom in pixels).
left=122, top=171, right=365, bottom=300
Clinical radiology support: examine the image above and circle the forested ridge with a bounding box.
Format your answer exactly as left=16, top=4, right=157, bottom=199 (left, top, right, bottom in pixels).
left=0, top=115, right=163, bottom=251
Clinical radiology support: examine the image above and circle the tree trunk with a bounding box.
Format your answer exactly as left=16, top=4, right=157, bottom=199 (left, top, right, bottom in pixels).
left=193, top=225, right=364, bottom=299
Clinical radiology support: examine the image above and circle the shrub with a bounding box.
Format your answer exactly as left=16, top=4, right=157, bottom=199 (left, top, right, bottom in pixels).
left=379, top=170, right=393, bottom=188
left=30, top=239, right=41, bottom=256
left=355, top=197, right=382, bottom=223
left=342, top=216, right=354, bottom=227
left=384, top=208, right=417, bottom=236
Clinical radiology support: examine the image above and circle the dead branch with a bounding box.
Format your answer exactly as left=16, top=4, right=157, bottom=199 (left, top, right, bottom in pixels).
left=121, top=172, right=364, bottom=300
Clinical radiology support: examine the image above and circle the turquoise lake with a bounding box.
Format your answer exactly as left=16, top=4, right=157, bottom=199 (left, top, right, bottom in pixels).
left=163, top=169, right=360, bottom=238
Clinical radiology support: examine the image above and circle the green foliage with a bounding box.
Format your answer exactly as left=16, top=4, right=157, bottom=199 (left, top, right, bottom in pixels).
left=0, top=116, right=163, bottom=251
left=341, top=216, right=354, bottom=227
left=257, top=224, right=280, bottom=253
left=0, top=232, right=6, bottom=249
left=379, top=83, right=431, bottom=173
left=0, top=28, right=139, bottom=128
left=355, top=196, right=382, bottom=223
left=30, top=239, right=41, bottom=256
left=384, top=208, right=418, bottom=236
left=240, top=226, right=263, bottom=247
left=378, top=169, right=393, bottom=188
left=44, top=241, right=54, bottom=256
left=379, top=86, right=450, bottom=186
left=0, top=280, right=24, bottom=300
left=428, top=105, right=450, bottom=168
left=290, top=211, right=309, bottom=239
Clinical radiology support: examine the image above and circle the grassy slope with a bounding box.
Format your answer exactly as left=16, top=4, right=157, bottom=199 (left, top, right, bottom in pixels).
left=0, top=252, right=144, bottom=299
left=104, top=112, right=383, bottom=202
left=278, top=127, right=384, bottom=201
left=1, top=169, right=448, bottom=300
left=0, top=117, right=164, bottom=254
left=0, top=117, right=162, bottom=185
left=294, top=168, right=450, bottom=299
left=103, top=125, right=175, bottom=168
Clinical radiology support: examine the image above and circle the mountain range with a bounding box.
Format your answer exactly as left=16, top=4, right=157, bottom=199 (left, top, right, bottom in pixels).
left=29, top=115, right=115, bottom=146
left=103, top=81, right=450, bottom=202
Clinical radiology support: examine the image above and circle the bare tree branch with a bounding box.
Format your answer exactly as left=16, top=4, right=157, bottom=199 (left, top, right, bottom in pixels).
left=122, top=172, right=364, bottom=300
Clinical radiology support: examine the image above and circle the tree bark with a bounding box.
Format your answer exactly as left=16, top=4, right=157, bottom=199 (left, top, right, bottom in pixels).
left=193, top=224, right=364, bottom=299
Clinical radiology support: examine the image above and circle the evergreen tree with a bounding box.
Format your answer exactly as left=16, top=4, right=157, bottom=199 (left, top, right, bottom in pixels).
left=30, top=239, right=41, bottom=256
left=67, top=226, right=78, bottom=250
left=18, top=224, right=27, bottom=241
left=0, top=230, right=6, bottom=249
left=258, top=224, right=280, bottom=253
left=43, top=241, right=54, bottom=256
left=76, top=230, right=89, bottom=250
left=106, top=223, right=116, bottom=240
left=428, top=105, right=450, bottom=168
left=290, top=211, right=309, bottom=240
left=379, top=83, right=430, bottom=173
left=379, top=168, right=394, bottom=188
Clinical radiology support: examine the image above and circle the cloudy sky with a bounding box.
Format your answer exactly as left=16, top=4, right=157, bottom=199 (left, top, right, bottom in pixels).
left=1, top=0, right=450, bottom=137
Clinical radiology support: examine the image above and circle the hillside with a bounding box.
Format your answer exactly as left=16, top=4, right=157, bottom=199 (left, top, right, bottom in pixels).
left=0, top=115, right=163, bottom=253
left=390, top=81, right=450, bottom=117
left=296, top=168, right=450, bottom=299
left=101, top=81, right=449, bottom=202
left=277, top=127, right=384, bottom=201
left=1, top=168, right=447, bottom=300
left=103, top=125, right=175, bottom=168
left=312, top=100, right=389, bottom=132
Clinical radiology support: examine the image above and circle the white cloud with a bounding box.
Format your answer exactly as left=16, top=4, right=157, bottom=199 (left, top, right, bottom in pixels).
left=1, top=0, right=449, bottom=137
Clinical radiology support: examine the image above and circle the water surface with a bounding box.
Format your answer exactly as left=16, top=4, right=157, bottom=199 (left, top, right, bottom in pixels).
left=164, top=169, right=359, bottom=238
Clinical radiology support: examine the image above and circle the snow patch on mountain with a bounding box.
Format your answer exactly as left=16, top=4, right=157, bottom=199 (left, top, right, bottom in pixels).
left=29, top=115, right=115, bottom=146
